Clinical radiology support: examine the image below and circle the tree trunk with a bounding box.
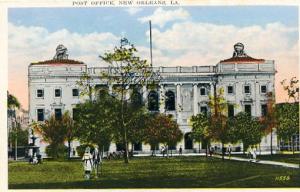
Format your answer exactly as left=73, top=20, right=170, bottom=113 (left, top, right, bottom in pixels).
left=68, top=140, right=71, bottom=159
left=121, top=89, right=129, bottom=164
left=270, top=128, right=273, bottom=155
left=14, top=137, right=17, bottom=161
left=205, top=144, right=208, bottom=158
left=221, top=142, right=224, bottom=161
left=292, top=138, right=295, bottom=155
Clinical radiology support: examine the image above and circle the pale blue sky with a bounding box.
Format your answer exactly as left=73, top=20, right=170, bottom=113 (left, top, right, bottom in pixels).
left=8, top=6, right=298, bottom=45
left=8, top=6, right=299, bottom=107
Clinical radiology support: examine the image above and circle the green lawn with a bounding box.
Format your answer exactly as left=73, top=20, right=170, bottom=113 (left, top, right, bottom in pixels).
left=8, top=156, right=300, bottom=189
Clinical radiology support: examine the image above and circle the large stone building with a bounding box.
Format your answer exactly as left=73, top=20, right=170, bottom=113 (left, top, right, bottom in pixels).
left=28, top=43, right=277, bottom=156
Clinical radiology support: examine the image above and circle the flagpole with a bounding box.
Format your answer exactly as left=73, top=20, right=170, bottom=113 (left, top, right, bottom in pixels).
left=149, top=20, right=153, bottom=67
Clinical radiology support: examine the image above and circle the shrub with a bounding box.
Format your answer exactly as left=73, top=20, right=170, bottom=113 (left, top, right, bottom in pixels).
left=45, top=144, right=68, bottom=159
left=76, top=144, right=94, bottom=157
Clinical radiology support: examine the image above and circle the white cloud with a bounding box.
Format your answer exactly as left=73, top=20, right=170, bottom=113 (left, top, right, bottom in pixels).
left=125, top=7, right=143, bottom=15
left=138, top=7, right=190, bottom=28
left=8, top=23, right=120, bottom=108
left=8, top=21, right=299, bottom=107
left=146, top=21, right=298, bottom=103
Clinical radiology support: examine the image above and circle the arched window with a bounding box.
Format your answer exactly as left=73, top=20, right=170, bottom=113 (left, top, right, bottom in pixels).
left=148, top=91, right=159, bottom=111
left=165, top=90, right=175, bottom=111
left=131, top=89, right=143, bottom=107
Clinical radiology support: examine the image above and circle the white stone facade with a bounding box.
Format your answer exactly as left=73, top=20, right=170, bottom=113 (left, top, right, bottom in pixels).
left=28, top=44, right=277, bottom=156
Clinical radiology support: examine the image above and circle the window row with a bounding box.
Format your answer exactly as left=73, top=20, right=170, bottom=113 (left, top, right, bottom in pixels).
left=198, top=104, right=268, bottom=117
left=226, top=85, right=268, bottom=94
left=36, top=88, right=79, bottom=98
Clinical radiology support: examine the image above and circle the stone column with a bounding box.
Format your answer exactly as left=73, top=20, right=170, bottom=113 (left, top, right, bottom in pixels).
left=109, top=84, right=113, bottom=95
left=142, top=85, right=148, bottom=105
left=176, top=83, right=181, bottom=124
left=176, top=83, right=181, bottom=111
left=125, top=89, right=130, bottom=100
left=159, top=84, right=165, bottom=113
left=193, top=83, right=198, bottom=115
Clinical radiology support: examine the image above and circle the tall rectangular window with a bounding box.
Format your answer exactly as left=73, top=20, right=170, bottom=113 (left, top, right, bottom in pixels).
left=55, top=108, right=62, bottom=120
left=228, top=104, right=234, bottom=117
left=55, top=89, right=61, bottom=97
left=245, top=105, right=252, bottom=116
left=244, top=85, right=251, bottom=94
left=261, top=85, right=267, bottom=94
left=200, top=106, right=208, bottom=115
left=37, top=109, right=44, bottom=121
left=72, top=108, right=79, bottom=121
left=72, top=89, right=79, bottom=97
left=37, top=89, right=44, bottom=98
left=261, top=104, right=268, bottom=116
left=227, top=86, right=234, bottom=94
left=200, top=88, right=206, bottom=96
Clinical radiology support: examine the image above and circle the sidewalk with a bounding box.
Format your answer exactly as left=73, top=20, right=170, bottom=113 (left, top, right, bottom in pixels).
left=214, top=155, right=300, bottom=169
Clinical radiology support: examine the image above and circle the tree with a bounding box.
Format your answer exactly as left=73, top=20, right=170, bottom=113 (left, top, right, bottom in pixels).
left=144, top=113, right=182, bottom=156
left=190, top=113, right=211, bottom=157
left=276, top=103, right=299, bottom=153
left=281, top=77, right=299, bottom=102
left=208, top=87, right=230, bottom=160
left=233, top=112, right=264, bottom=153
left=260, top=92, right=277, bottom=155
left=61, top=111, right=77, bottom=159
left=7, top=92, right=21, bottom=160
left=33, top=115, right=67, bottom=158
left=100, top=38, right=160, bottom=163
left=75, top=92, right=118, bottom=154
left=7, top=91, right=20, bottom=109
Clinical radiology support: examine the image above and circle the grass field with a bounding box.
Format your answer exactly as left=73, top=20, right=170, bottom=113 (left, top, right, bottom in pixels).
left=8, top=156, right=300, bottom=189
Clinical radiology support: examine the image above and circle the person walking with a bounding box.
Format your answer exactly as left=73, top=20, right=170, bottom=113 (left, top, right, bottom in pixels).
left=82, top=147, right=93, bottom=180
left=92, top=147, right=102, bottom=178
left=161, top=146, right=165, bottom=157
left=252, top=147, right=257, bottom=162
left=179, top=146, right=183, bottom=156
left=227, top=145, right=232, bottom=160
left=248, top=146, right=253, bottom=162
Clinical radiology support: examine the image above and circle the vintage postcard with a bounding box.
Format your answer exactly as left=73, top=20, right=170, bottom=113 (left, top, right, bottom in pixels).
left=1, top=0, right=299, bottom=191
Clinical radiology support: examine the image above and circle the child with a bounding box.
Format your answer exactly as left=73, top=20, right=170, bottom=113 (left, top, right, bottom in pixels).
left=82, top=147, right=93, bottom=180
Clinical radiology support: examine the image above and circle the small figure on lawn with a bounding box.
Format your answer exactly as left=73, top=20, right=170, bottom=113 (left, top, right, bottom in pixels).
left=247, top=146, right=253, bottom=162
left=82, top=147, right=93, bottom=180
left=252, top=146, right=257, bottom=162
left=32, top=153, right=38, bottom=164
left=161, top=146, right=165, bottom=157
left=227, top=145, right=232, bottom=160
left=92, top=147, right=102, bottom=178
left=209, top=146, right=214, bottom=157
left=179, top=146, right=183, bottom=156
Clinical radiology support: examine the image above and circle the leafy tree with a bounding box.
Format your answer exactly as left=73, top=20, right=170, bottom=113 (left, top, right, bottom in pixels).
left=190, top=113, right=211, bottom=157
left=144, top=113, right=182, bottom=157
left=75, top=92, right=118, bottom=153
left=281, top=77, right=299, bottom=102
left=233, top=112, right=263, bottom=153
left=33, top=115, right=67, bottom=158
left=260, top=92, right=277, bottom=155
left=276, top=103, right=299, bottom=153
left=61, top=111, right=77, bottom=159
left=99, top=38, right=160, bottom=163
left=208, top=87, right=230, bottom=160
left=7, top=91, right=20, bottom=109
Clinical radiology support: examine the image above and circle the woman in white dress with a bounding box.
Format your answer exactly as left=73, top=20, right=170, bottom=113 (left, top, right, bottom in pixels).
left=82, top=147, right=93, bottom=179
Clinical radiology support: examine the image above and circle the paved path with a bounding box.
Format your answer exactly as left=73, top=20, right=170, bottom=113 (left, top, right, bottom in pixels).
left=214, top=155, right=300, bottom=169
